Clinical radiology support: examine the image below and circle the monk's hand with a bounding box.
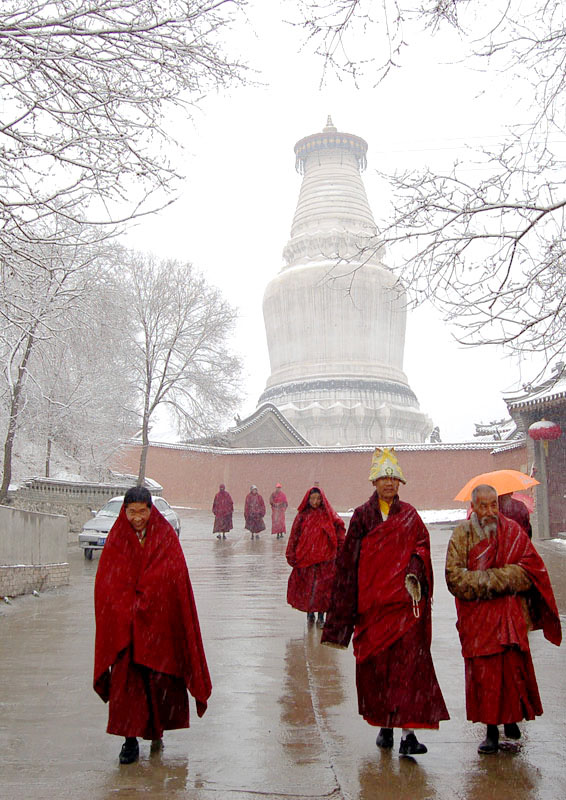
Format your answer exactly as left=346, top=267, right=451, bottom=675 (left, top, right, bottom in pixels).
left=405, top=573, right=422, bottom=618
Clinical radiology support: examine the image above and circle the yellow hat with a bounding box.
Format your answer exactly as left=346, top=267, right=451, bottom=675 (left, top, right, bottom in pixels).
left=368, top=447, right=406, bottom=484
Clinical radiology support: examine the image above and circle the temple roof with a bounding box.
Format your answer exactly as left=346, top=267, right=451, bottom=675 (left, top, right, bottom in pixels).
left=504, top=366, right=566, bottom=410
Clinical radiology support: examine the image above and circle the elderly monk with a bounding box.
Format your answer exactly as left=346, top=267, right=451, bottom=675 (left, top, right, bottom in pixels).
left=446, top=484, right=561, bottom=755
left=322, top=448, right=449, bottom=756
left=94, top=486, right=211, bottom=765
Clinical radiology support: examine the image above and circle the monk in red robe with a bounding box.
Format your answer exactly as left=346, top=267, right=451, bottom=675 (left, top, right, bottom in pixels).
left=269, top=483, right=288, bottom=538
left=446, top=483, right=561, bottom=754
left=286, top=486, right=346, bottom=625
left=212, top=483, right=233, bottom=539
left=498, top=492, right=532, bottom=538
left=322, top=447, right=449, bottom=756
left=94, top=486, right=211, bottom=765
left=244, top=485, right=266, bottom=539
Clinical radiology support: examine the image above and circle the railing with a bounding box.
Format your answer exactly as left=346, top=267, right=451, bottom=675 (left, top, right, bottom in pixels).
left=14, top=475, right=163, bottom=506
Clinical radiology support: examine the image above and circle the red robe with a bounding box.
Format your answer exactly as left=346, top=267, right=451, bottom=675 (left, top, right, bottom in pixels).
left=94, top=504, right=211, bottom=738
left=270, top=489, right=288, bottom=535
left=447, top=514, right=561, bottom=724
left=212, top=489, right=233, bottom=533
left=322, top=492, right=449, bottom=729
left=244, top=491, right=266, bottom=533
left=286, top=487, right=346, bottom=612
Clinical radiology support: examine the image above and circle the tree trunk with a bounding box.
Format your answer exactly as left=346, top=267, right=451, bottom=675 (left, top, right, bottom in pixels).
left=137, top=414, right=150, bottom=486
left=45, top=437, right=52, bottom=478
left=0, top=333, right=35, bottom=503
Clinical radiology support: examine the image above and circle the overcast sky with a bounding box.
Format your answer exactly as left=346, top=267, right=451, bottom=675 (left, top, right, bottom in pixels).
left=124, top=2, right=538, bottom=443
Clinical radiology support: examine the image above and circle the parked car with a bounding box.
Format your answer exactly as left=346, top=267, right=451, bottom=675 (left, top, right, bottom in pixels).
left=79, top=495, right=181, bottom=559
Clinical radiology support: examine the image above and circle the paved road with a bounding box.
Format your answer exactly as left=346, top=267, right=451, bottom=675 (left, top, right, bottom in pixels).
left=1, top=509, right=566, bottom=799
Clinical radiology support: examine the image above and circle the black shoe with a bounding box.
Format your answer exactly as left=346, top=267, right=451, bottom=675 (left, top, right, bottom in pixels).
left=504, top=723, right=521, bottom=740
left=317, top=612, right=325, bottom=625
left=307, top=611, right=315, bottom=623
left=478, top=725, right=499, bottom=754
left=119, top=738, right=139, bottom=764
left=399, top=733, right=427, bottom=755
left=376, top=728, right=394, bottom=749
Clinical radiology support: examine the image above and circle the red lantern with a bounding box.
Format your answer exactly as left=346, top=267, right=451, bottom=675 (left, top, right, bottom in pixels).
left=528, top=418, right=562, bottom=455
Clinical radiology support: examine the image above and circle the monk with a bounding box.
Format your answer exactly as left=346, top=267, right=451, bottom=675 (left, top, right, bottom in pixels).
left=94, top=486, right=211, bottom=764
left=446, top=484, right=561, bottom=754
left=286, top=486, right=345, bottom=625
left=269, top=483, right=288, bottom=539
left=498, top=492, right=532, bottom=538
left=322, top=447, right=449, bottom=756
left=212, top=483, right=233, bottom=539
left=244, top=485, right=266, bottom=539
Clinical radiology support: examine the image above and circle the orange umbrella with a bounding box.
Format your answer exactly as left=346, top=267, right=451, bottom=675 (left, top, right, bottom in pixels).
left=454, top=469, right=539, bottom=502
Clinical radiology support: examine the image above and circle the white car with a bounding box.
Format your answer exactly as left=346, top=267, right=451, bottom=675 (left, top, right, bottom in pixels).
left=79, top=495, right=181, bottom=559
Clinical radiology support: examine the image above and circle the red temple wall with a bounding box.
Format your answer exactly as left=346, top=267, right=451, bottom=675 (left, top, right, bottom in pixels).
left=115, top=443, right=528, bottom=513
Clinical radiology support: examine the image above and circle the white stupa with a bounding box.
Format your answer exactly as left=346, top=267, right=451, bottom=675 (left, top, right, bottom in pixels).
left=258, top=118, right=432, bottom=446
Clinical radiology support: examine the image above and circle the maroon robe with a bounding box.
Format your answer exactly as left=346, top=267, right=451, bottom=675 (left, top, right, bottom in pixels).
left=322, top=492, right=449, bottom=729
left=286, top=487, right=346, bottom=612
left=212, top=487, right=233, bottom=533
left=94, top=504, right=211, bottom=739
left=244, top=491, right=266, bottom=533
left=498, top=494, right=532, bottom=538
left=448, top=514, right=561, bottom=724
left=270, top=489, right=288, bottom=535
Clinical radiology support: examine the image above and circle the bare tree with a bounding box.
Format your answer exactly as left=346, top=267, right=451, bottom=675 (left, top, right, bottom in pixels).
left=0, top=220, right=105, bottom=501
left=27, top=289, right=138, bottom=480
left=0, top=0, right=248, bottom=269
left=297, top=1, right=566, bottom=373
left=116, top=249, right=242, bottom=484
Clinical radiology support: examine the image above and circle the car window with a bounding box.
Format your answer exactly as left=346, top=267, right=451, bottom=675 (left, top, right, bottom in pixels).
left=154, top=498, right=170, bottom=513
left=98, top=500, right=123, bottom=516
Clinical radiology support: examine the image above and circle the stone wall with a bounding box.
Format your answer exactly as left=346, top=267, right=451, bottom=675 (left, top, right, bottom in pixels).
left=0, top=505, right=69, bottom=597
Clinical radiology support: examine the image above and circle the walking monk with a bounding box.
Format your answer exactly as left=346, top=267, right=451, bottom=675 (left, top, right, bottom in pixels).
left=244, top=485, right=266, bottom=539
left=322, top=448, right=449, bottom=756
left=446, top=483, right=561, bottom=754
left=94, top=486, right=211, bottom=764
left=269, top=482, right=288, bottom=538
left=286, top=486, right=345, bottom=625
left=212, top=483, right=233, bottom=539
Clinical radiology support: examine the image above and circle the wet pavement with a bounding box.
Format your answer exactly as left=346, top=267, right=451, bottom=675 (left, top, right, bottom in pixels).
left=1, top=508, right=566, bottom=800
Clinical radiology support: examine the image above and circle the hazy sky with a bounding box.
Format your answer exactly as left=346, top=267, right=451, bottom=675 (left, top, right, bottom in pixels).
left=124, top=3, right=537, bottom=442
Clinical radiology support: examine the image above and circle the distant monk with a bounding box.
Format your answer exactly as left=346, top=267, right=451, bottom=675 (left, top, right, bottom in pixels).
left=498, top=492, right=532, bottom=539
left=270, top=483, right=288, bottom=538
left=212, top=484, right=233, bottom=539
left=286, top=486, right=345, bottom=625
left=94, top=486, right=211, bottom=765
left=244, top=485, right=266, bottom=539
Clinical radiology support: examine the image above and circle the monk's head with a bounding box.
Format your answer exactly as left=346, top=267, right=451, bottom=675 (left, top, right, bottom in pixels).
left=124, top=485, right=152, bottom=533
left=471, top=484, right=498, bottom=534
left=308, top=488, right=322, bottom=509
left=372, top=476, right=400, bottom=504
